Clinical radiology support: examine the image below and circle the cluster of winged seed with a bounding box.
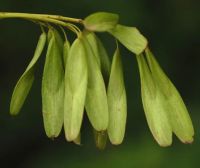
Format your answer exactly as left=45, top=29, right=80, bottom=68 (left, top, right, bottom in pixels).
left=9, top=12, right=194, bottom=149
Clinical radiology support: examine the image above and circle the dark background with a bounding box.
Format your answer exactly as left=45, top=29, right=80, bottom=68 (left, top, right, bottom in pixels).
left=0, top=0, right=200, bottom=168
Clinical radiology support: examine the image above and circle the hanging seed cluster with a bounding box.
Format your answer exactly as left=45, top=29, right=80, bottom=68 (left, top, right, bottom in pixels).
left=4, top=12, right=194, bottom=149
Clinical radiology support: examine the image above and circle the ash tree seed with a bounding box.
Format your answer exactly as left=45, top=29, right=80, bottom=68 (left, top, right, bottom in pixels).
left=108, top=24, right=148, bottom=55
left=10, top=31, right=46, bottom=116
left=85, top=32, right=111, bottom=148
left=42, top=28, right=65, bottom=138
left=107, top=44, right=127, bottom=145
left=64, top=37, right=88, bottom=141
left=82, top=33, right=109, bottom=132
left=84, top=12, right=119, bottom=32
left=136, top=54, right=172, bottom=147
left=62, top=34, right=82, bottom=144
left=145, top=48, right=194, bottom=143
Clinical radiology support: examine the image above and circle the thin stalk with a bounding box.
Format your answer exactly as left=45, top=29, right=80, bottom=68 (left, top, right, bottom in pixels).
left=0, top=12, right=83, bottom=24
left=0, top=12, right=80, bottom=36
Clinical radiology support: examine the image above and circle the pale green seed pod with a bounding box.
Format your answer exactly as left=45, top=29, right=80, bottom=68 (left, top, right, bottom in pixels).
left=145, top=48, right=194, bottom=143
left=82, top=34, right=109, bottom=131
left=136, top=54, right=172, bottom=147
left=65, top=37, right=82, bottom=144
left=64, top=37, right=88, bottom=141
left=84, top=12, right=119, bottom=32
left=108, top=24, right=147, bottom=55
left=85, top=32, right=111, bottom=148
left=63, top=36, right=81, bottom=143
left=10, top=31, right=46, bottom=115
left=42, top=29, right=64, bottom=138
left=107, top=45, right=127, bottom=145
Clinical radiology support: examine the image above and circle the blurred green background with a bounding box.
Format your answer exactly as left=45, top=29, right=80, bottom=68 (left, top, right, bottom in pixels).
left=0, top=0, right=200, bottom=168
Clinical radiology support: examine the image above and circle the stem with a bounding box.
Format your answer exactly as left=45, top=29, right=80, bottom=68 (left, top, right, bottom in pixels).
left=0, top=12, right=83, bottom=24
left=0, top=12, right=82, bottom=36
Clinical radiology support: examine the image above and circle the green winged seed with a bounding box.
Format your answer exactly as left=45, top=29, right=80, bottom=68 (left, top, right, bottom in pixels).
left=42, top=29, right=65, bottom=138
left=84, top=12, right=119, bottom=32
left=108, top=24, right=148, bottom=55
left=94, top=130, right=107, bottom=150
left=64, top=37, right=88, bottom=141
left=145, top=48, right=194, bottom=143
left=82, top=35, right=109, bottom=131
left=85, top=32, right=111, bottom=82
left=107, top=46, right=127, bottom=145
left=136, top=54, right=172, bottom=147
left=10, top=32, right=46, bottom=115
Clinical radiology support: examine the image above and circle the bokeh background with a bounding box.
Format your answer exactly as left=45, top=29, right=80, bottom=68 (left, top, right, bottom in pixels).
left=0, top=0, right=200, bottom=168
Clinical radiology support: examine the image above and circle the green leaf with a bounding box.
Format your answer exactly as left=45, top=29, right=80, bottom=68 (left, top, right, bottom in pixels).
left=42, top=29, right=64, bottom=138
left=145, top=48, right=194, bottom=143
left=10, top=32, right=46, bottom=115
left=108, top=24, right=148, bottom=55
left=84, top=12, right=119, bottom=32
left=82, top=34, right=109, bottom=131
left=85, top=32, right=111, bottom=83
left=107, top=45, right=127, bottom=145
left=94, top=130, right=107, bottom=150
left=136, top=54, right=172, bottom=147
left=64, top=37, right=88, bottom=141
